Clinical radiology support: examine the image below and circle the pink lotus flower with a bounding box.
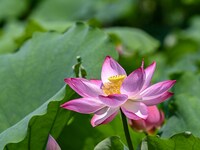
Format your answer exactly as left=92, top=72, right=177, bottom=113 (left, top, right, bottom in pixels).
left=46, top=135, right=61, bottom=150
left=129, top=106, right=164, bottom=134
left=61, top=56, right=175, bottom=127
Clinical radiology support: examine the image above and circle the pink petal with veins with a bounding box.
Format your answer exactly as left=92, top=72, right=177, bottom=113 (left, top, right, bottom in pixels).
left=121, top=101, right=148, bottom=120
left=98, top=94, right=128, bottom=107
left=61, top=97, right=103, bottom=114
left=91, top=108, right=119, bottom=127
left=121, top=68, right=145, bottom=96
left=142, top=92, right=173, bottom=106
left=142, top=61, right=156, bottom=90
left=95, top=106, right=109, bottom=115
left=101, top=56, right=126, bottom=83
left=90, top=79, right=102, bottom=87
left=141, top=80, right=176, bottom=97
left=64, top=78, right=103, bottom=98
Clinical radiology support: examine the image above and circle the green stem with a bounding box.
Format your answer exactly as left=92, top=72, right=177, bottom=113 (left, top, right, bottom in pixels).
left=120, top=109, right=134, bottom=150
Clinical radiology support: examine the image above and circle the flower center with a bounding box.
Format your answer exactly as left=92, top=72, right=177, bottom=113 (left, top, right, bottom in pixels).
left=102, top=75, right=126, bottom=95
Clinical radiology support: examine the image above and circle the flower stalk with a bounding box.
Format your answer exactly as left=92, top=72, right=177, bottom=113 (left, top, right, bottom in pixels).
left=120, top=109, right=134, bottom=150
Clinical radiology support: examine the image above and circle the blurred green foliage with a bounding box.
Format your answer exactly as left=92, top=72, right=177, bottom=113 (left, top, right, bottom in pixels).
left=144, top=133, right=200, bottom=150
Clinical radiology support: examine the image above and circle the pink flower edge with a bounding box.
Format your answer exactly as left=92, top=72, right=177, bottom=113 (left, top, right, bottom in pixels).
left=46, top=135, right=61, bottom=150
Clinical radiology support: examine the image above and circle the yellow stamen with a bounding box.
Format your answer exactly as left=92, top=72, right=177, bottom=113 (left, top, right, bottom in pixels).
left=102, top=75, right=126, bottom=95
left=108, top=75, right=126, bottom=82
